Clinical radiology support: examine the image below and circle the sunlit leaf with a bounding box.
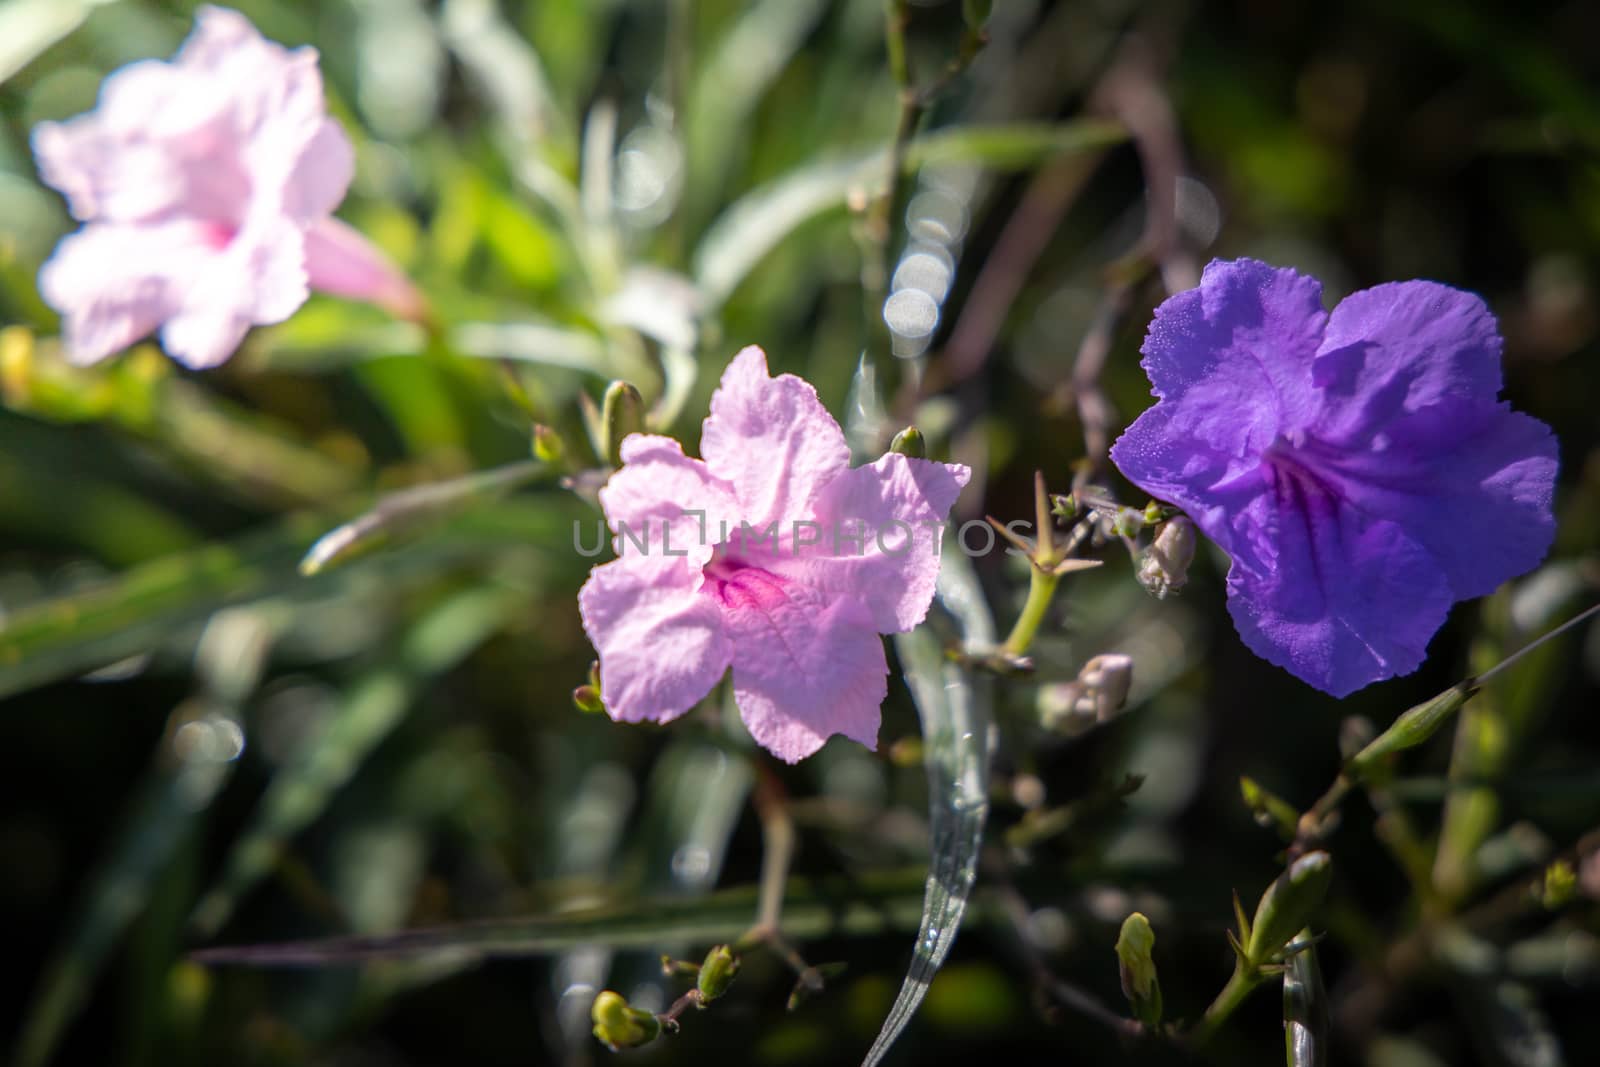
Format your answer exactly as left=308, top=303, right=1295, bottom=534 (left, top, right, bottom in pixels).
left=864, top=549, right=996, bottom=1067
left=694, top=119, right=1125, bottom=308
left=192, top=868, right=945, bottom=965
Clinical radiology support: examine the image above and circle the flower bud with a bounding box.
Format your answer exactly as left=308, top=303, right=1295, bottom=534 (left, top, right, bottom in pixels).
left=696, top=944, right=740, bottom=1004
left=1136, top=516, right=1196, bottom=599
left=1542, top=859, right=1577, bottom=910
left=573, top=685, right=604, bottom=714
left=601, top=380, right=645, bottom=467
left=591, top=990, right=661, bottom=1051
left=888, top=426, right=926, bottom=459
left=1246, top=851, right=1332, bottom=968
left=1039, top=653, right=1133, bottom=735
left=533, top=423, right=565, bottom=465
left=1115, top=912, right=1163, bottom=1027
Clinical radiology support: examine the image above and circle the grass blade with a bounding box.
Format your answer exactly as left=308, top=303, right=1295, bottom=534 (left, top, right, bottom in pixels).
left=864, top=551, right=995, bottom=1067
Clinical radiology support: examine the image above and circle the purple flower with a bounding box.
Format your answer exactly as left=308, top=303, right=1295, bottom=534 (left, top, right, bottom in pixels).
left=31, top=6, right=423, bottom=369
left=1111, top=259, right=1558, bottom=696
left=579, top=346, right=970, bottom=763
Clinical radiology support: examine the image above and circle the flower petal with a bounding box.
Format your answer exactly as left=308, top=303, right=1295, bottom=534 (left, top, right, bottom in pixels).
left=286, top=121, right=355, bottom=224
left=598, top=435, right=741, bottom=570
left=160, top=219, right=308, bottom=368
left=578, top=558, right=733, bottom=724
left=752, top=454, right=970, bottom=633
left=1297, top=399, right=1557, bottom=602
left=1111, top=403, right=1277, bottom=576
left=1311, top=281, right=1505, bottom=443
left=700, top=346, right=850, bottom=529
left=1137, top=258, right=1328, bottom=455
left=1225, top=461, right=1454, bottom=697
left=38, top=221, right=217, bottom=364
left=303, top=217, right=425, bottom=319
left=716, top=569, right=887, bottom=763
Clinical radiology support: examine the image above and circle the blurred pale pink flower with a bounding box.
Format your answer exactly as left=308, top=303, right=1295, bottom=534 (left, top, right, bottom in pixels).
left=579, top=346, right=971, bottom=763
left=31, top=5, right=423, bottom=369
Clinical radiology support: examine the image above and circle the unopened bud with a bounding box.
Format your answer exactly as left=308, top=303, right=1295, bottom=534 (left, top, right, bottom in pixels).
left=696, top=944, right=740, bottom=1003
left=1239, top=776, right=1300, bottom=840
left=1039, top=653, right=1133, bottom=735
left=1136, top=516, right=1196, bottom=599
left=600, top=380, right=645, bottom=467
left=573, top=685, right=604, bottom=714
left=591, top=990, right=661, bottom=1051
left=1541, top=859, right=1577, bottom=910
left=1246, top=851, right=1332, bottom=968
left=533, top=423, right=565, bottom=465
left=1115, top=912, right=1163, bottom=1027
left=888, top=426, right=926, bottom=459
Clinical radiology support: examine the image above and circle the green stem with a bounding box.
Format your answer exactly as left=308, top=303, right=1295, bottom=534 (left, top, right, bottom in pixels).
left=1194, top=965, right=1262, bottom=1045
left=1000, top=567, right=1060, bottom=659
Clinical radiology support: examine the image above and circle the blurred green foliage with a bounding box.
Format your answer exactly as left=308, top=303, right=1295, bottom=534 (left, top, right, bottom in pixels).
left=1, top=1, right=1598, bottom=1065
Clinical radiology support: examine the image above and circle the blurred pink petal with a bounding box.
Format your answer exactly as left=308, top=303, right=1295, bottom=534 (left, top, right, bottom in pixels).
left=303, top=218, right=427, bottom=323
left=579, top=346, right=971, bottom=763
left=31, top=5, right=421, bottom=367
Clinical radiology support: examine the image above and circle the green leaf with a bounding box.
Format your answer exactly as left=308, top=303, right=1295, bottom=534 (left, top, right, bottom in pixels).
left=0, top=0, right=114, bottom=84
left=864, top=549, right=995, bottom=1067
left=300, top=460, right=547, bottom=575
left=188, top=587, right=515, bottom=937
left=693, top=119, right=1125, bottom=309
left=191, top=869, right=939, bottom=964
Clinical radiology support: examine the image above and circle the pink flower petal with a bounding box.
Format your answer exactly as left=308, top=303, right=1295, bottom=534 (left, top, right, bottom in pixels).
left=303, top=217, right=426, bottom=322
left=700, top=346, right=850, bottom=530
left=597, top=434, right=741, bottom=570
left=753, top=454, right=970, bottom=633
left=715, top=568, right=887, bottom=763
left=578, top=558, right=733, bottom=724
left=38, top=221, right=214, bottom=364
left=30, top=5, right=415, bottom=367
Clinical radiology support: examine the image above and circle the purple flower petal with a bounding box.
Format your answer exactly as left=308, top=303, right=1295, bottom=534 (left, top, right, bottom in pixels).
left=1113, top=257, right=1559, bottom=695
left=1136, top=258, right=1328, bottom=456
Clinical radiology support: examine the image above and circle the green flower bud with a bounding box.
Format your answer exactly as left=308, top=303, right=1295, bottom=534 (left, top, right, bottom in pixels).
left=696, top=944, right=740, bottom=1003
left=1348, top=681, right=1475, bottom=777
left=1239, top=776, right=1300, bottom=841
left=1115, top=912, right=1163, bottom=1027
left=1246, top=851, right=1332, bottom=968
left=533, top=423, right=565, bottom=465
left=601, top=380, right=645, bottom=467
left=888, top=426, right=926, bottom=459
left=591, top=990, right=661, bottom=1051
left=573, top=685, right=605, bottom=714
left=1542, top=859, right=1577, bottom=910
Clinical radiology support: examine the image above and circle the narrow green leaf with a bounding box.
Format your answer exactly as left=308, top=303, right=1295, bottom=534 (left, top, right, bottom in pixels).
left=189, top=587, right=515, bottom=937
left=0, top=0, right=113, bottom=84
left=864, top=549, right=995, bottom=1067
left=693, top=120, right=1125, bottom=309
left=191, top=869, right=938, bottom=965
left=300, top=460, right=546, bottom=575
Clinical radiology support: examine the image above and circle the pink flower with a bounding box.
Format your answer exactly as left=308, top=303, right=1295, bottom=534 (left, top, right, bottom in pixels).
left=579, top=346, right=971, bottom=763
left=31, top=5, right=423, bottom=369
